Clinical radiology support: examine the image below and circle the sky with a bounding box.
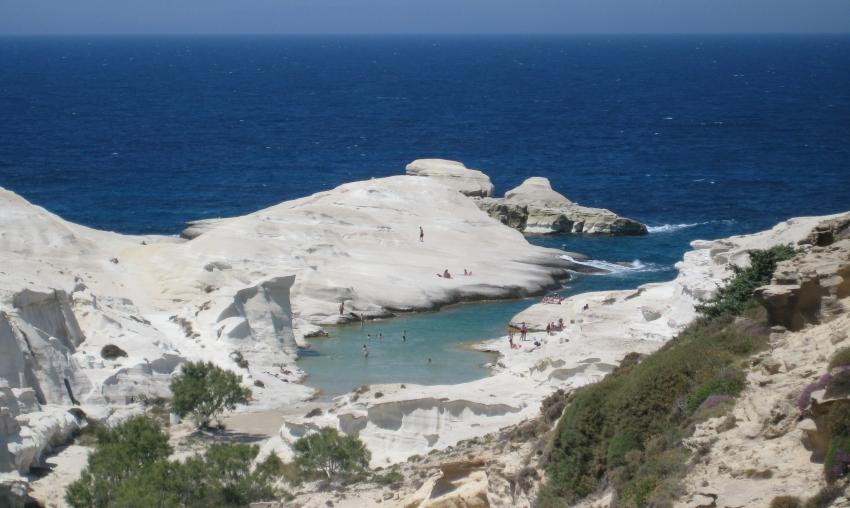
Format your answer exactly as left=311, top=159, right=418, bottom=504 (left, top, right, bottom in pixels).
left=1, top=0, right=849, bottom=35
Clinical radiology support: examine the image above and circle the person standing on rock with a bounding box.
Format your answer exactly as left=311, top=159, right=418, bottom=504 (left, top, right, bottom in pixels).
left=419, top=226, right=424, bottom=242
left=520, top=322, right=528, bottom=341
left=339, top=301, right=344, bottom=316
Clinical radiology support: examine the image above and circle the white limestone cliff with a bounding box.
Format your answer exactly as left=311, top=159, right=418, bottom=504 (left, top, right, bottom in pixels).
left=177, top=175, right=579, bottom=325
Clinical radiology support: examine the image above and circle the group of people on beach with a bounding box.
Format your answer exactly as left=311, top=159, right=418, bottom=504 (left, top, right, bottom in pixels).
left=436, top=268, right=473, bottom=279
left=545, top=319, right=565, bottom=335
left=507, top=322, right=529, bottom=350
left=542, top=294, right=563, bottom=304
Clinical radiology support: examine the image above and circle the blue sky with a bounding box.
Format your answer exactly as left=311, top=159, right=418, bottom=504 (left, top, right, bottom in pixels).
left=1, top=0, right=849, bottom=35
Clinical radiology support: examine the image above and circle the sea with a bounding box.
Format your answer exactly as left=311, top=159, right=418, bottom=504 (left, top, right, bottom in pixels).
left=1, top=35, right=848, bottom=397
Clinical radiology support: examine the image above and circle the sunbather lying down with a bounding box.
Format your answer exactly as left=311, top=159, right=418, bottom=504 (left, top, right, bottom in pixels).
left=436, top=269, right=452, bottom=278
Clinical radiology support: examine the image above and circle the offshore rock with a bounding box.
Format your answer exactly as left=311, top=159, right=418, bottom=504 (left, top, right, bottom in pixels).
left=479, top=177, right=647, bottom=235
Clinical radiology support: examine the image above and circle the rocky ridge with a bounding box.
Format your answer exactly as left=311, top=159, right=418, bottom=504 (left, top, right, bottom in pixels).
left=679, top=214, right=850, bottom=507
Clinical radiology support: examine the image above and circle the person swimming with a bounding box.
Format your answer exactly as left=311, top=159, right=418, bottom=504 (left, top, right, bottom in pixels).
left=402, top=330, right=407, bottom=342
left=362, top=345, right=369, bottom=358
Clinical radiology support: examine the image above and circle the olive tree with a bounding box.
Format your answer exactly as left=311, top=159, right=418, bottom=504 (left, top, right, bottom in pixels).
left=170, top=361, right=251, bottom=428
left=293, top=427, right=370, bottom=481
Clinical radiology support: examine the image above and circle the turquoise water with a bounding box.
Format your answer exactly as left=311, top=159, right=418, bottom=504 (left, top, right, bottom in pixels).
left=298, top=231, right=691, bottom=399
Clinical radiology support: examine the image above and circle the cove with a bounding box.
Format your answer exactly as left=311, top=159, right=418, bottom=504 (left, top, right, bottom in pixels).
left=297, top=223, right=739, bottom=400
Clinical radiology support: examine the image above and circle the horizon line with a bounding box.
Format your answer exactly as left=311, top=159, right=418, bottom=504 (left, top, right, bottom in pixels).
left=2, top=30, right=850, bottom=38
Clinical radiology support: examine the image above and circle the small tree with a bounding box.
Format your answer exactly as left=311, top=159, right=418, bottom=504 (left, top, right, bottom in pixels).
left=170, top=361, right=251, bottom=428
left=293, top=427, right=370, bottom=481
left=66, top=416, right=172, bottom=507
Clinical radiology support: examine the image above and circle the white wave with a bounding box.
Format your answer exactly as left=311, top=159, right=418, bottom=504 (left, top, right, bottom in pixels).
left=560, top=255, right=664, bottom=275
left=646, top=222, right=707, bottom=233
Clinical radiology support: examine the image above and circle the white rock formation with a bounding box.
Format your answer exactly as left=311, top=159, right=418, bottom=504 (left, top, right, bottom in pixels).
left=271, top=213, right=842, bottom=467
left=478, top=176, right=647, bottom=235
left=405, top=159, right=495, bottom=197
left=178, top=175, right=578, bottom=325
left=0, top=173, right=581, bottom=500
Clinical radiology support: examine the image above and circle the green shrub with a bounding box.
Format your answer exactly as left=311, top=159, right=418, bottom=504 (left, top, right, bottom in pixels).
left=686, top=370, right=746, bottom=413
left=66, top=416, right=171, bottom=507
left=824, top=436, right=850, bottom=480
left=827, top=401, right=850, bottom=437
left=770, top=496, right=802, bottom=508
left=696, top=245, right=797, bottom=320
left=294, top=427, right=371, bottom=481
left=804, top=485, right=844, bottom=508
left=373, top=467, right=404, bottom=486
left=826, top=369, right=850, bottom=399
left=829, top=348, right=850, bottom=369
left=170, top=361, right=251, bottom=428
left=66, top=416, right=282, bottom=507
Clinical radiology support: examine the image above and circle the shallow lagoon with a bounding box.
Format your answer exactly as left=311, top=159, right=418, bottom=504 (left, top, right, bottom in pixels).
left=298, top=229, right=712, bottom=399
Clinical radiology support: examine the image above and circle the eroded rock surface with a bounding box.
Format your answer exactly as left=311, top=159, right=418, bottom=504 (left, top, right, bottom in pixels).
left=756, top=222, right=850, bottom=331
left=405, top=159, right=495, bottom=198
left=673, top=215, right=850, bottom=507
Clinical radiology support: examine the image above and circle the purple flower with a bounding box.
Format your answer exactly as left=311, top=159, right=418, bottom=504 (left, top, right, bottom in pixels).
left=827, top=464, right=845, bottom=480
left=798, top=373, right=833, bottom=411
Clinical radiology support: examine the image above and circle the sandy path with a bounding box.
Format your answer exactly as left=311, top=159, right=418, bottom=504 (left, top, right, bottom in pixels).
left=28, top=444, right=93, bottom=508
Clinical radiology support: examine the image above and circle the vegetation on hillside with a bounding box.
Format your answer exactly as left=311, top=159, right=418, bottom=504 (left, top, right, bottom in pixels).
left=170, top=361, right=251, bottom=428
left=293, top=427, right=371, bottom=482
left=66, top=416, right=283, bottom=508
left=538, top=245, right=798, bottom=507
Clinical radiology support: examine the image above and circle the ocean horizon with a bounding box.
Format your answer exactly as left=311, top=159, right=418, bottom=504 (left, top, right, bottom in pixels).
left=1, top=34, right=848, bottom=239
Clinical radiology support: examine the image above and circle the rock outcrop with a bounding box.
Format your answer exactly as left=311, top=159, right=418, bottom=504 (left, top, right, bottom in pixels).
left=756, top=217, right=850, bottom=331
left=478, top=177, right=647, bottom=235
left=405, top=159, right=495, bottom=198
left=178, top=175, right=579, bottom=325
left=679, top=219, right=850, bottom=507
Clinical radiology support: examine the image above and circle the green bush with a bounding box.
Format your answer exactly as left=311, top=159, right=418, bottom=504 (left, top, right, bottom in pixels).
left=66, top=416, right=171, bottom=507
left=804, top=485, right=844, bottom=508
left=829, top=348, right=850, bottom=369
left=373, top=467, right=404, bottom=486
left=695, top=245, right=797, bottom=320
left=770, top=496, right=802, bottom=508
left=170, top=361, right=251, bottom=428
left=686, top=370, right=746, bottom=413
left=66, top=416, right=283, bottom=507
left=294, top=427, right=371, bottom=481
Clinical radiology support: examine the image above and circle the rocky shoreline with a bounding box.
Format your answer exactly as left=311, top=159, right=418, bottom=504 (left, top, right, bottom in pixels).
left=2, top=157, right=846, bottom=506
left=0, top=159, right=638, bottom=504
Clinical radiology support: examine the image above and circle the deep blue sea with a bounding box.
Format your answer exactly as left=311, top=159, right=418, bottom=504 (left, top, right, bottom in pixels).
left=2, top=35, right=848, bottom=396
